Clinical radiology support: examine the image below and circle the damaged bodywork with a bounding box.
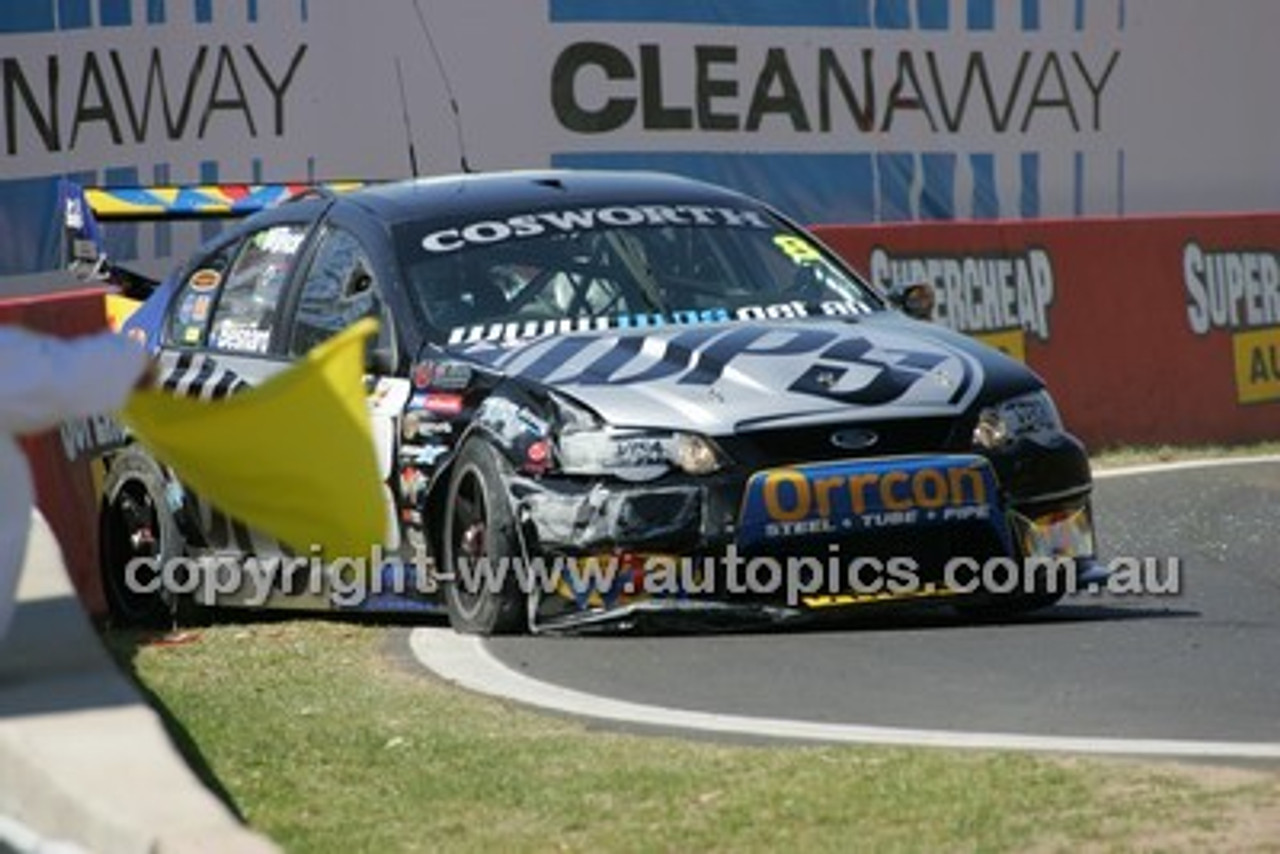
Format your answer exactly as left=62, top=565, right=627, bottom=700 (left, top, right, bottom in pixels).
left=93, top=169, right=1103, bottom=634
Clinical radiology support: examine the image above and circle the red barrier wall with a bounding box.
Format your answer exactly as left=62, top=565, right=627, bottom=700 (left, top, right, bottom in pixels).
left=1, top=288, right=111, bottom=618
left=813, top=215, right=1280, bottom=449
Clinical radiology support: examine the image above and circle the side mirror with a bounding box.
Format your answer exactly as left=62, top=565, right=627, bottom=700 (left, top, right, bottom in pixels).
left=888, top=281, right=936, bottom=322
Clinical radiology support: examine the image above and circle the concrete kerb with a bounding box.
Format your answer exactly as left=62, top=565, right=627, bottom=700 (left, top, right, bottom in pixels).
left=0, top=511, right=279, bottom=854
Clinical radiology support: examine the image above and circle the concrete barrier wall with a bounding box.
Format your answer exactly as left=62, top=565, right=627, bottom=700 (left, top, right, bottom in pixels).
left=0, top=511, right=280, bottom=854
left=813, top=214, right=1280, bottom=449
left=0, top=288, right=112, bottom=618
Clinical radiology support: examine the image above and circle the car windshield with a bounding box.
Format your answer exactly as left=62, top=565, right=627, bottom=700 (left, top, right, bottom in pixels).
left=393, top=202, right=883, bottom=346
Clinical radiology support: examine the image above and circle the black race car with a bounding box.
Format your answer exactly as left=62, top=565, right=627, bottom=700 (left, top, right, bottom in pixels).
left=98, top=170, right=1104, bottom=633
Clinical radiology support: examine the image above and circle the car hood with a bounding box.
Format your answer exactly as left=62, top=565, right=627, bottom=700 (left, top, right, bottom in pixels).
left=448, top=313, right=1034, bottom=433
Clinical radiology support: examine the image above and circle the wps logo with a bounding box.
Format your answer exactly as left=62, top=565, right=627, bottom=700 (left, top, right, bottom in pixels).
left=470, top=324, right=979, bottom=412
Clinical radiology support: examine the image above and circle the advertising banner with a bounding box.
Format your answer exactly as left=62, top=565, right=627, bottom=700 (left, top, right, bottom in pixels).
left=814, top=215, right=1280, bottom=448
left=4, top=0, right=1280, bottom=288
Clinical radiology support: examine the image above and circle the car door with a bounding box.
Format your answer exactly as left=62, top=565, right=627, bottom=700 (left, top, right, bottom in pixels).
left=282, top=223, right=412, bottom=559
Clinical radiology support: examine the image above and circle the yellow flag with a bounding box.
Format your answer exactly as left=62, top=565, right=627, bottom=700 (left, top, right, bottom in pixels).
left=120, top=318, right=387, bottom=559
left=104, top=292, right=142, bottom=332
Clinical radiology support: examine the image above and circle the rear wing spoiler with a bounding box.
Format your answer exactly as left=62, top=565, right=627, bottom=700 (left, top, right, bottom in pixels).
left=61, top=179, right=367, bottom=292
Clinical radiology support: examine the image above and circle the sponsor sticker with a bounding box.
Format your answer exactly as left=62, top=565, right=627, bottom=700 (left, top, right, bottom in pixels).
left=189, top=268, right=222, bottom=292
left=447, top=298, right=869, bottom=346
left=193, top=294, right=212, bottom=322
left=212, top=323, right=271, bottom=353
left=253, top=226, right=307, bottom=255
left=418, top=393, right=464, bottom=416
left=737, top=455, right=999, bottom=545
left=176, top=290, right=211, bottom=328
left=421, top=205, right=772, bottom=253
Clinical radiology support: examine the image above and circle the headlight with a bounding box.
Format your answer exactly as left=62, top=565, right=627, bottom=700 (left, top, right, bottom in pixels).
left=972, top=390, right=1063, bottom=449
left=556, top=429, right=725, bottom=481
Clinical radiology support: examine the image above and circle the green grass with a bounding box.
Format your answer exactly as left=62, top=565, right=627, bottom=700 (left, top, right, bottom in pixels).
left=108, top=622, right=1280, bottom=854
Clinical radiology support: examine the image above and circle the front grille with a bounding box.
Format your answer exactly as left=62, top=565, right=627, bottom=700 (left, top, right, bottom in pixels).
left=737, top=520, right=1006, bottom=566
left=725, top=520, right=1011, bottom=602
left=718, top=416, right=969, bottom=469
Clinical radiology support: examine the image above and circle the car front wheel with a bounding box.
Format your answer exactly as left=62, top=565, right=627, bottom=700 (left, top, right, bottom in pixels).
left=441, top=439, right=529, bottom=635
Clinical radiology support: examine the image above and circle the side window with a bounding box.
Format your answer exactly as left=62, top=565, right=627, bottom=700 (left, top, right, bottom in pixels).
left=207, top=223, right=309, bottom=355
left=290, top=227, right=387, bottom=357
left=166, top=243, right=236, bottom=348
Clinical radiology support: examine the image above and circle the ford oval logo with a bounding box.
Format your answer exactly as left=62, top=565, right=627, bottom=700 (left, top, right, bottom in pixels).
left=830, top=428, right=879, bottom=451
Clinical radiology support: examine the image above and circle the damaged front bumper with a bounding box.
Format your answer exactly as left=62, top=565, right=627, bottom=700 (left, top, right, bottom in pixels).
left=508, top=433, right=1102, bottom=633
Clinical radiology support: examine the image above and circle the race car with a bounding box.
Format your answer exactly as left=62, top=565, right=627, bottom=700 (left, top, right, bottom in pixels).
left=91, top=169, right=1105, bottom=633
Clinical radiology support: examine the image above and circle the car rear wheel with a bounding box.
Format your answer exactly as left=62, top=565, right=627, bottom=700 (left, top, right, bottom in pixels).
left=441, top=439, right=528, bottom=635
left=99, top=446, right=186, bottom=627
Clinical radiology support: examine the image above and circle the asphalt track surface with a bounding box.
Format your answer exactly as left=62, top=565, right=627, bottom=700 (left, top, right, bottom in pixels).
left=411, top=458, right=1280, bottom=756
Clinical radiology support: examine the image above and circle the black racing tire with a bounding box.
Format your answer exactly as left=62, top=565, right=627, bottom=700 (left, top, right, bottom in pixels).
left=99, top=446, right=187, bottom=628
left=441, top=439, right=529, bottom=635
